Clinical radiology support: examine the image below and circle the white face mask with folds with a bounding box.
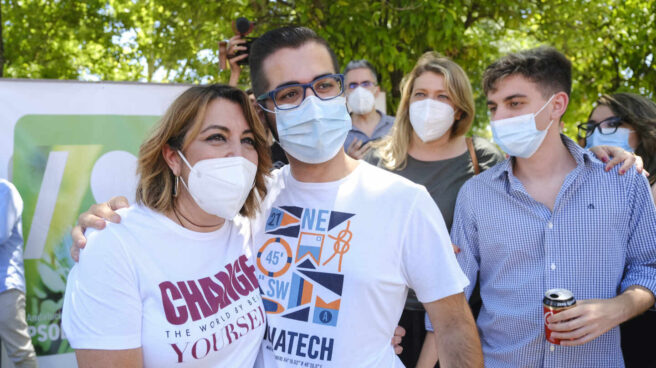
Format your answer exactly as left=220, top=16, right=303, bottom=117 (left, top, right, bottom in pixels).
left=409, top=99, right=455, bottom=142
left=490, top=95, right=555, bottom=158
left=347, top=87, right=376, bottom=115
left=177, top=151, right=256, bottom=220
left=275, top=96, right=352, bottom=164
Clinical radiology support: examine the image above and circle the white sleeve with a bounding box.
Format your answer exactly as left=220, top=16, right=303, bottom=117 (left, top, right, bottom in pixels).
left=63, top=225, right=142, bottom=349
left=401, top=188, right=469, bottom=303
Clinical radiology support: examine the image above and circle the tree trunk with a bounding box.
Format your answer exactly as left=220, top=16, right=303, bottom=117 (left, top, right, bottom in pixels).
left=0, top=3, right=4, bottom=77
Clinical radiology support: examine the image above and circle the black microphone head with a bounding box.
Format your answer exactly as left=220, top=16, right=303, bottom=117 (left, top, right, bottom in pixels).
left=235, top=17, right=252, bottom=35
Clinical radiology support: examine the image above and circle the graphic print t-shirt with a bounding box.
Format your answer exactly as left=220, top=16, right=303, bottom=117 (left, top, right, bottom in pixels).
left=252, top=162, right=469, bottom=367
left=63, top=205, right=265, bottom=367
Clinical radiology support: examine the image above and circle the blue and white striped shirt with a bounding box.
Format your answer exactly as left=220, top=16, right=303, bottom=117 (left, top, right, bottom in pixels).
left=428, top=136, right=656, bottom=367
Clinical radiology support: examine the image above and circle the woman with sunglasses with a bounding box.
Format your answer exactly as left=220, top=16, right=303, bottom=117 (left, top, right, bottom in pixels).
left=579, top=92, right=656, bottom=198
left=579, top=92, right=656, bottom=368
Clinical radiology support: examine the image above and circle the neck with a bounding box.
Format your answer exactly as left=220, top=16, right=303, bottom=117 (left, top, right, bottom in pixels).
left=514, top=129, right=576, bottom=179
left=351, top=109, right=380, bottom=128
left=166, top=193, right=225, bottom=233
left=408, top=132, right=467, bottom=161
left=288, top=150, right=359, bottom=183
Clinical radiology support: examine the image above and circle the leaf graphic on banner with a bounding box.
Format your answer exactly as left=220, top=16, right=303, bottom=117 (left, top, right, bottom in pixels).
left=37, top=262, right=66, bottom=293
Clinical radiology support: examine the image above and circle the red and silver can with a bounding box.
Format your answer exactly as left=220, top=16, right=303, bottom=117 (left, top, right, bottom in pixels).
left=543, top=288, right=576, bottom=345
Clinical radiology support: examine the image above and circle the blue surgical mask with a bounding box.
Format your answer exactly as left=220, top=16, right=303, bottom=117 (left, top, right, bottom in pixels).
left=275, top=96, right=352, bottom=164
left=585, top=127, right=635, bottom=152
left=490, top=95, right=555, bottom=158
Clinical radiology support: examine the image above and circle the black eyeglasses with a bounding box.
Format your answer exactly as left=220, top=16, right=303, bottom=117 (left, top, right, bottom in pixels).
left=257, top=74, right=345, bottom=111
left=347, top=81, right=377, bottom=90
left=576, top=116, right=623, bottom=140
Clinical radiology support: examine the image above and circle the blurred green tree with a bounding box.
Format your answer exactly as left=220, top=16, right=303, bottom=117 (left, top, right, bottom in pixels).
left=2, top=0, right=654, bottom=138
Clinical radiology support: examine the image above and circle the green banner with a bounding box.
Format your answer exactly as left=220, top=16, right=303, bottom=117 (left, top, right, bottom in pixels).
left=12, top=114, right=158, bottom=355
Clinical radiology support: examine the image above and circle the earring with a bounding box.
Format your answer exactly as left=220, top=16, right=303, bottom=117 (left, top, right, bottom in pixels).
left=173, top=176, right=179, bottom=197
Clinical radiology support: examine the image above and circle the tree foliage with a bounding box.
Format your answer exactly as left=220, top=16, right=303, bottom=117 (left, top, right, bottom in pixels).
left=2, top=0, right=654, bottom=136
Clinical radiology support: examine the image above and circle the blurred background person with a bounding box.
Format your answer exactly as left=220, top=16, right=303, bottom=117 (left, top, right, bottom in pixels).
left=374, top=52, right=505, bottom=367
left=223, top=35, right=288, bottom=169
left=578, top=92, right=656, bottom=368
left=0, top=178, right=38, bottom=368
left=343, top=59, right=395, bottom=159
left=579, top=92, right=656, bottom=198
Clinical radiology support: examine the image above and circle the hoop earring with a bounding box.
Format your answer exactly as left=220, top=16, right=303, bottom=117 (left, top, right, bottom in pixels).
left=173, top=176, right=179, bottom=197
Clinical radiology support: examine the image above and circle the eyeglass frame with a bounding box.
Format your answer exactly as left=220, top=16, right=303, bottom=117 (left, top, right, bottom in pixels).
left=347, top=80, right=377, bottom=90
left=256, top=73, right=345, bottom=111
left=576, top=116, right=623, bottom=140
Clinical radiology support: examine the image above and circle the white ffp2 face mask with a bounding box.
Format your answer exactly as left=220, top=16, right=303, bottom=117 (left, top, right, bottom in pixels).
left=177, top=152, right=257, bottom=220
left=490, top=95, right=555, bottom=158
left=409, top=99, right=455, bottom=142
left=275, top=96, right=352, bottom=164
left=347, top=87, right=376, bottom=115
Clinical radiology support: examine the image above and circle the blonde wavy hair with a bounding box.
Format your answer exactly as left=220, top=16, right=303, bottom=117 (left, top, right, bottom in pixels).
left=135, top=84, right=271, bottom=218
left=378, top=52, right=475, bottom=170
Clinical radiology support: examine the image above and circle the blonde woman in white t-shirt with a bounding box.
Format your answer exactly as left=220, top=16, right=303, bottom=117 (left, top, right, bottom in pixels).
left=63, top=84, right=272, bottom=367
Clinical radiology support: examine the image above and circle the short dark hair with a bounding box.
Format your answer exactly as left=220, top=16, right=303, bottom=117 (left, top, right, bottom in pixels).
left=249, top=26, right=340, bottom=97
left=343, top=59, right=378, bottom=83
left=483, top=46, right=572, bottom=98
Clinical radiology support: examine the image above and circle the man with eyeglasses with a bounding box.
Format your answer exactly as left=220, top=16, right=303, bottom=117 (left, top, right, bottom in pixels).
left=70, top=26, right=483, bottom=367
left=342, top=60, right=395, bottom=160
left=247, top=26, right=481, bottom=368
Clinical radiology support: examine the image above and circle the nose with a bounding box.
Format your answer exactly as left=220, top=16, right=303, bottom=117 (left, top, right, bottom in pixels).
left=304, top=85, right=319, bottom=98
left=224, top=138, right=245, bottom=159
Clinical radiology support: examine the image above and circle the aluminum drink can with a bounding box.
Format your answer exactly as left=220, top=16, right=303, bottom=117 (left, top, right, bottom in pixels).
left=543, top=288, right=576, bottom=345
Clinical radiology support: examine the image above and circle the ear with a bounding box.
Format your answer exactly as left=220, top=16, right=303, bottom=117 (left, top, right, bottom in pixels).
left=373, top=85, right=381, bottom=97
left=162, top=144, right=182, bottom=177
left=454, top=108, right=463, bottom=122
left=550, top=92, right=569, bottom=122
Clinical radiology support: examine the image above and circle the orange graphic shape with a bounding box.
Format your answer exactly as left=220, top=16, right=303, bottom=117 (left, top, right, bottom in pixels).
left=301, top=281, right=314, bottom=306
left=316, top=296, right=340, bottom=310
left=324, top=220, right=352, bottom=272
left=280, top=212, right=300, bottom=227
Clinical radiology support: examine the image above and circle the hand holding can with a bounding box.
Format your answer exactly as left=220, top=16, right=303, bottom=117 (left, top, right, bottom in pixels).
left=543, top=288, right=576, bottom=345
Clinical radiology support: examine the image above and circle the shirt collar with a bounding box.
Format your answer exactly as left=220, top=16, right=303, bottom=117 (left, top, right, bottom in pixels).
left=497, top=134, right=594, bottom=181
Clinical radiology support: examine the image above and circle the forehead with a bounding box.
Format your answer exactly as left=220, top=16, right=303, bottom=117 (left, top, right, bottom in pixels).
left=262, top=41, right=336, bottom=89
left=413, top=71, right=445, bottom=90
left=201, top=98, right=249, bottom=131
left=590, top=105, right=615, bottom=122
left=487, top=74, right=541, bottom=102
left=345, top=67, right=375, bottom=83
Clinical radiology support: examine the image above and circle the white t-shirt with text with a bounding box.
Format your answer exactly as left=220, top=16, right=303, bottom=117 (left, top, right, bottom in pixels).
left=252, top=162, right=469, bottom=368
left=63, top=205, right=265, bottom=367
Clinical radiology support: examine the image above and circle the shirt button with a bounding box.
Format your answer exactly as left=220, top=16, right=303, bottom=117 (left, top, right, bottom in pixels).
left=550, top=345, right=555, bottom=352
left=547, top=222, right=553, bottom=229
left=551, top=263, right=556, bottom=270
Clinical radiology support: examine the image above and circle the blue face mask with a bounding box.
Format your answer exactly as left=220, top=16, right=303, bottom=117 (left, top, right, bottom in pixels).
left=585, top=127, right=635, bottom=152
left=490, top=95, right=555, bottom=158
left=275, top=96, right=352, bottom=164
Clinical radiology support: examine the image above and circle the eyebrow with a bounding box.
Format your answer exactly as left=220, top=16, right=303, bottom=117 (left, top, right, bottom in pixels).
left=201, top=125, right=254, bottom=136
left=200, top=125, right=229, bottom=134
left=487, top=94, right=527, bottom=105
left=274, top=73, right=334, bottom=89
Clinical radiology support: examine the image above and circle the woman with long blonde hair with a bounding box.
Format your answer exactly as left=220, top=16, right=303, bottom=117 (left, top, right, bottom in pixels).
left=374, top=52, right=505, bottom=367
